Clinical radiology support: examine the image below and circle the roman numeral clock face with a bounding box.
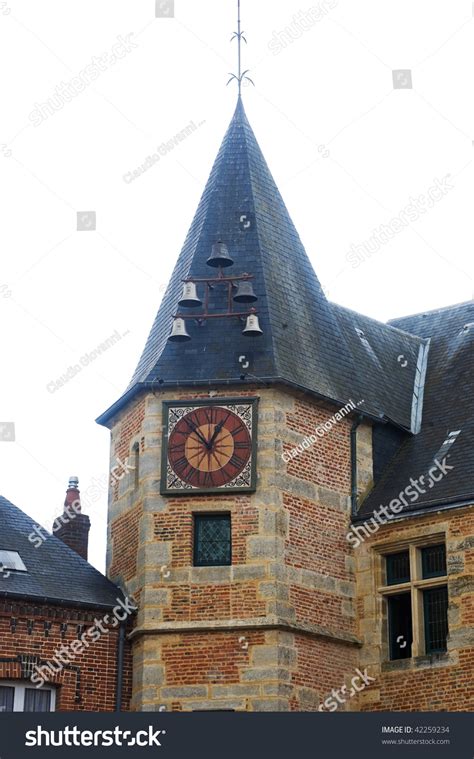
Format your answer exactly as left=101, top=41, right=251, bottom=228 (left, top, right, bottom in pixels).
left=161, top=400, right=258, bottom=495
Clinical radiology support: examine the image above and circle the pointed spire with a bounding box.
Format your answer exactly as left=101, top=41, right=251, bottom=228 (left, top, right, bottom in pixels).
left=97, top=100, right=374, bottom=426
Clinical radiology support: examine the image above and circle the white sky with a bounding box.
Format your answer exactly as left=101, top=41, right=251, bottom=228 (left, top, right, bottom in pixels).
left=0, top=0, right=472, bottom=572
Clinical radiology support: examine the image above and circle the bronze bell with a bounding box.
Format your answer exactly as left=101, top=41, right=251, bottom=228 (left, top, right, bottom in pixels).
left=233, top=281, right=258, bottom=303
left=178, top=282, right=202, bottom=308
left=207, top=241, right=234, bottom=268
left=242, top=313, right=263, bottom=337
left=168, top=318, right=191, bottom=342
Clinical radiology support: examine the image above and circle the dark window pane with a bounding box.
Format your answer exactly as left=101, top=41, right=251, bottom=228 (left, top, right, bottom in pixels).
left=0, top=686, right=14, bottom=712
left=194, top=515, right=231, bottom=567
left=388, top=592, right=412, bottom=660
left=421, top=544, right=446, bottom=579
left=424, top=586, right=448, bottom=654
left=24, top=689, right=52, bottom=712
left=386, top=551, right=410, bottom=585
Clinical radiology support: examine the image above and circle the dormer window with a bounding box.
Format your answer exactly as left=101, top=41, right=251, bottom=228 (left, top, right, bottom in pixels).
left=0, top=550, right=27, bottom=573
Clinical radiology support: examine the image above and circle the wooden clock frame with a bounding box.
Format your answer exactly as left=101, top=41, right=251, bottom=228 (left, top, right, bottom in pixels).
left=160, top=397, right=259, bottom=496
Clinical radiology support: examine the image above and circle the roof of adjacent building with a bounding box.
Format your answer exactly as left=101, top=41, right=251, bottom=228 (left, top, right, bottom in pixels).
left=357, top=300, right=474, bottom=518
left=97, top=98, right=424, bottom=431
left=0, top=495, right=123, bottom=609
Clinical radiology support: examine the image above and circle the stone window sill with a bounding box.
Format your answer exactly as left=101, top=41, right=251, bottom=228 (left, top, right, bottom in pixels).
left=382, top=652, right=452, bottom=673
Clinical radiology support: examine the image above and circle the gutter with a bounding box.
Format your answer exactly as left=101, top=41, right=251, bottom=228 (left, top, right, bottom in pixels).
left=115, top=621, right=126, bottom=712
left=351, top=496, right=474, bottom=524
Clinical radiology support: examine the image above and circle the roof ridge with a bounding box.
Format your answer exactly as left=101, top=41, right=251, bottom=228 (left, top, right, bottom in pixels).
left=332, top=302, right=428, bottom=343
left=389, top=299, right=474, bottom=323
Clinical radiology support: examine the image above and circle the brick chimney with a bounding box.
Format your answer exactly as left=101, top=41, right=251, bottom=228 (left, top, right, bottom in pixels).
left=54, top=476, right=91, bottom=561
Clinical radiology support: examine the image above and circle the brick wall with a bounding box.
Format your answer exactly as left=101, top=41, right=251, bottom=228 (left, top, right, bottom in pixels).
left=0, top=600, right=132, bottom=711
left=354, top=508, right=474, bottom=712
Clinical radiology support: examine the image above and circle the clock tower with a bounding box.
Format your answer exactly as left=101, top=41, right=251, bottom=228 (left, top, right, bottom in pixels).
left=97, top=96, right=375, bottom=712
left=95, top=3, right=474, bottom=717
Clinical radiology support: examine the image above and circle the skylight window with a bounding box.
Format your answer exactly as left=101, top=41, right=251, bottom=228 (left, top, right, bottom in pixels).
left=0, top=550, right=27, bottom=572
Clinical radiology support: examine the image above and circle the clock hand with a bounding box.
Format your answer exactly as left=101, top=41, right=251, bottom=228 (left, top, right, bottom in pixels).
left=183, top=418, right=210, bottom=448
left=208, top=420, right=224, bottom=449
left=194, top=429, right=211, bottom=448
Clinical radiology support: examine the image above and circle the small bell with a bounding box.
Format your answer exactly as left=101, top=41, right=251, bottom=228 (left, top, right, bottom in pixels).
left=168, top=318, right=191, bottom=342
left=242, top=313, right=263, bottom=337
left=178, top=282, right=202, bottom=308
left=207, top=241, right=234, bottom=268
left=233, top=281, right=258, bottom=303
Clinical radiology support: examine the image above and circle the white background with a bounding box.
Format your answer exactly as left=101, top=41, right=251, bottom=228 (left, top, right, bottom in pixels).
left=0, top=0, right=472, bottom=571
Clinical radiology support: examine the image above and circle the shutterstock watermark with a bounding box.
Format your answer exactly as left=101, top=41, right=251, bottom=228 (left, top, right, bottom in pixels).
left=46, top=329, right=129, bottom=394
left=0, top=422, right=15, bottom=441
left=269, top=1, right=338, bottom=55
left=347, top=457, right=455, bottom=548
left=25, top=726, right=164, bottom=748
left=123, top=120, right=206, bottom=184
left=346, top=175, right=454, bottom=269
left=29, top=34, right=138, bottom=127
left=318, top=667, right=376, bottom=711
left=31, top=595, right=138, bottom=688
left=282, top=398, right=363, bottom=463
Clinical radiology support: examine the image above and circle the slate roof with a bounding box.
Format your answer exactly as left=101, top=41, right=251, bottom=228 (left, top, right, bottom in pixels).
left=97, top=98, right=422, bottom=430
left=95, top=96, right=473, bottom=520
left=356, top=300, right=474, bottom=518
left=0, top=495, right=123, bottom=609
left=332, top=304, right=428, bottom=432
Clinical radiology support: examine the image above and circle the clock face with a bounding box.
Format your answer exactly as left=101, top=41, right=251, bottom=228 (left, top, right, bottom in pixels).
left=161, top=400, right=258, bottom=495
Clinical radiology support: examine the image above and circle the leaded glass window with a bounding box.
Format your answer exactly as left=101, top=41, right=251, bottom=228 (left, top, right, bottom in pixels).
left=421, top=544, right=446, bottom=579
left=388, top=593, right=413, bottom=660
left=381, top=541, right=449, bottom=660
left=386, top=551, right=410, bottom=585
left=194, top=514, right=231, bottom=567
left=424, top=586, right=448, bottom=654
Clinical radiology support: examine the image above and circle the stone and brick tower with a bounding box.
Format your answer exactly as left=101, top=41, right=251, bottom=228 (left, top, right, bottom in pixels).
left=97, top=96, right=473, bottom=711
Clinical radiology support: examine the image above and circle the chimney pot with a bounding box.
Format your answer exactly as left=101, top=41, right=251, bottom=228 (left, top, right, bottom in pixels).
left=55, top=476, right=91, bottom=562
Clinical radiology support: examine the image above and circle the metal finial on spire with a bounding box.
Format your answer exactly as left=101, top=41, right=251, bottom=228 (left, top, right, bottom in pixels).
left=227, top=0, right=254, bottom=96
